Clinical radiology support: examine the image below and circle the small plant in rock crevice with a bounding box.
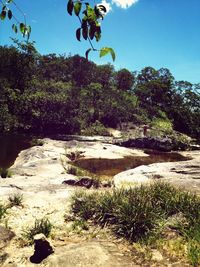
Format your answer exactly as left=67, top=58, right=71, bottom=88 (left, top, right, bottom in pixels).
left=0, top=203, right=7, bottom=220
left=0, top=168, right=12, bottom=178
left=22, top=218, right=53, bottom=244
left=8, top=193, right=24, bottom=207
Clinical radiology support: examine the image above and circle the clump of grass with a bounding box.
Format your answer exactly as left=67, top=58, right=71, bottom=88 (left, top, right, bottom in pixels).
left=0, top=167, right=12, bottom=178
left=187, top=241, right=200, bottom=267
left=0, top=203, right=7, bottom=220
left=66, top=166, right=78, bottom=175
left=71, top=219, right=89, bottom=232
left=71, top=182, right=200, bottom=243
left=66, top=151, right=85, bottom=162
left=22, top=218, right=53, bottom=244
left=8, top=193, right=23, bottom=207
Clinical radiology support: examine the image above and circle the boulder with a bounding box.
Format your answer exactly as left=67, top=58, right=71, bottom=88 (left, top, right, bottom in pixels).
left=120, top=137, right=173, bottom=152
left=30, top=233, right=54, bottom=264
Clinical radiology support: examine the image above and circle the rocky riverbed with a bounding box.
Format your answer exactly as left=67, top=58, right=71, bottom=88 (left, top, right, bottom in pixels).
left=0, top=138, right=199, bottom=266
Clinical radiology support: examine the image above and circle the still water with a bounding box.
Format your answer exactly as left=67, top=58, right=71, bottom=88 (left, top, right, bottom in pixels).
left=74, top=151, right=189, bottom=177
left=0, top=135, right=32, bottom=168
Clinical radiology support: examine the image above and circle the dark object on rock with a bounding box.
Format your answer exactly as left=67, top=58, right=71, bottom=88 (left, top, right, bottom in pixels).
left=62, top=178, right=77, bottom=186
left=75, top=177, right=94, bottom=189
left=0, top=226, right=15, bottom=249
left=30, top=233, right=54, bottom=264
left=62, top=176, right=104, bottom=189
left=120, top=137, right=174, bottom=152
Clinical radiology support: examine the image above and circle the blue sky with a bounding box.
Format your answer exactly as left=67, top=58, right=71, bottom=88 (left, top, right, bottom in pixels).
left=0, top=0, right=200, bottom=83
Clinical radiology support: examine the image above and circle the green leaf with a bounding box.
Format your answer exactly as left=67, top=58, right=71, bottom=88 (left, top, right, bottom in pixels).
left=8, top=10, right=12, bottom=20
left=100, top=47, right=116, bottom=61
left=12, top=24, right=18, bottom=33
left=67, top=0, right=74, bottom=16
left=89, top=25, right=95, bottom=40
left=74, top=2, right=82, bottom=16
left=0, top=10, right=6, bottom=20
left=85, top=48, right=92, bottom=60
left=94, top=25, right=101, bottom=42
left=20, top=23, right=25, bottom=34
left=76, top=28, right=81, bottom=41
left=82, top=22, right=88, bottom=40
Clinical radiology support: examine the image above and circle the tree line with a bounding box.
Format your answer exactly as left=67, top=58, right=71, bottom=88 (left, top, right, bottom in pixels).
left=0, top=41, right=199, bottom=140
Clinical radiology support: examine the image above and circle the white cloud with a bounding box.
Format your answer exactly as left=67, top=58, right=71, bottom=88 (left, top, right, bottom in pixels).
left=112, top=0, right=138, bottom=9
left=98, top=0, right=112, bottom=14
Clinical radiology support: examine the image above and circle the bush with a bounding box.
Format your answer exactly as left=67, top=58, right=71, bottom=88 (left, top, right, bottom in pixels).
left=22, top=218, right=53, bottom=244
left=151, top=118, right=173, bottom=135
left=82, top=121, right=110, bottom=136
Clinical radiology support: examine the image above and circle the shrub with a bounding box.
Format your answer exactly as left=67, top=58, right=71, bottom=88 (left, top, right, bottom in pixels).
left=151, top=118, right=173, bottom=135
left=82, top=121, right=110, bottom=136
left=8, top=193, right=23, bottom=207
left=0, top=168, right=12, bottom=178
left=22, top=218, right=53, bottom=244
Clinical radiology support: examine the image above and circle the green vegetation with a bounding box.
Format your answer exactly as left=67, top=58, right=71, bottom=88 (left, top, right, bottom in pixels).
left=8, top=193, right=23, bottom=207
left=0, top=203, right=7, bottom=220
left=22, top=218, right=53, bottom=244
left=0, top=43, right=199, bottom=141
left=82, top=120, right=111, bottom=136
left=71, top=182, right=200, bottom=265
left=0, top=43, right=200, bottom=142
left=65, top=150, right=85, bottom=162
left=0, top=168, right=12, bottom=178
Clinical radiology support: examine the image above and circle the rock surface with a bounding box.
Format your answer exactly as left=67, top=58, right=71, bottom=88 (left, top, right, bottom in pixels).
left=119, top=136, right=190, bottom=152
left=114, top=150, right=200, bottom=193
left=0, top=138, right=199, bottom=266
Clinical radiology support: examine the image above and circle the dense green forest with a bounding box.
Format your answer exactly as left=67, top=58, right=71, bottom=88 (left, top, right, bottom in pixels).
left=0, top=41, right=200, bottom=140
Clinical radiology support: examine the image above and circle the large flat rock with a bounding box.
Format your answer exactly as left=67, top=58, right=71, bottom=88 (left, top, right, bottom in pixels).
left=114, top=150, right=200, bottom=193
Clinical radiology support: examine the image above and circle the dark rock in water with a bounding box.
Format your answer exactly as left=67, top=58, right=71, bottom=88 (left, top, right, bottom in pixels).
left=120, top=137, right=174, bottom=152
left=0, top=226, right=15, bottom=249
left=30, top=233, right=54, bottom=264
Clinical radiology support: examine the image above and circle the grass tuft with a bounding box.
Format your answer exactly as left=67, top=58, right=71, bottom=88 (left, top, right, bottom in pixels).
left=0, top=203, right=7, bottom=220
left=71, top=182, right=200, bottom=265
left=22, top=218, right=53, bottom=244
left=8, top=193, right=23, bottom=207
left=0, top=167, right=12, bottom=178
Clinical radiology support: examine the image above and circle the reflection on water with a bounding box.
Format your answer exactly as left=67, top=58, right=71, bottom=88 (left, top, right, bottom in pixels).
left=0, top=135, right=31, bottom=168
left=74, top=151, right=189, bottom=177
